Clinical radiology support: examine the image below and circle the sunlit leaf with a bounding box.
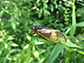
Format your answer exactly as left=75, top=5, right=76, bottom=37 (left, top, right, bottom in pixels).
left=11, top=43, right=18, bottom=47
left=11, top=22, right=16, bottom=30
left=33, top=51, right=40, bottom=60
left=77, top=50, right=84, bottom=55
left=5, top=43, right=8, bottom=49
left=26, top=34, right=31, bottom=41
left=23, top=44, right=29, bottom=50
left=0, top=38, right=3, bottom=42
left=35, top=42, right=44, bottom=45
left=7, top=36, right=14, bottom=40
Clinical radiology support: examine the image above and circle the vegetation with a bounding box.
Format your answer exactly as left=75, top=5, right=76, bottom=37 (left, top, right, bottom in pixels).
left=0, top=0, right=84, bottom=63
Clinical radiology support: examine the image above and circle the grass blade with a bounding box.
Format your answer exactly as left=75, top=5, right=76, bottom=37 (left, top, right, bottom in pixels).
left=48, top=44, right=64, bottom=63
left=70, top=0, right=76, bottom=37
left=26, top=44, right=31, bottom=63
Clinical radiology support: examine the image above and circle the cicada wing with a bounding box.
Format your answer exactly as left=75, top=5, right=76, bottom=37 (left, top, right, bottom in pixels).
left=38, top=33, right=53, bottom=42
left=50, top=30, right=67, bottom=44
left=38, top=29, right=67, bottom=44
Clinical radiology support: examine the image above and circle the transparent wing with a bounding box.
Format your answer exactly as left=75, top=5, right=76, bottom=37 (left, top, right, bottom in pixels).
left=38, top=29, right=67, bottom=44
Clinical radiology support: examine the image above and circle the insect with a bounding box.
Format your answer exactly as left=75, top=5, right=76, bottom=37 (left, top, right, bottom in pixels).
left=31, top=25, right=67, bottom=44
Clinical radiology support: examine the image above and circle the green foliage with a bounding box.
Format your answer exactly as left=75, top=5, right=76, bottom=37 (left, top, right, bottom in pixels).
left=48, top=44, right=64, bottom=63
left=0, top=0, right=84, bottom=63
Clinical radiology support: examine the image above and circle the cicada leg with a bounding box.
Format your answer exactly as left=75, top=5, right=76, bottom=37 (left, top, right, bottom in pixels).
left=37, top=33, right=39, bottom=42
left=31, top=32, right=35, bottom=35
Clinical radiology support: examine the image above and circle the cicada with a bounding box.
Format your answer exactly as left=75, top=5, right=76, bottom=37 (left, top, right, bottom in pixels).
left=31, top=25, right=67, bottom=44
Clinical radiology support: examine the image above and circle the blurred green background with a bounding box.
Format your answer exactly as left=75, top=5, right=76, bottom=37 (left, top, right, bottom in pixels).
left=0, top=0, right=84, bottom=63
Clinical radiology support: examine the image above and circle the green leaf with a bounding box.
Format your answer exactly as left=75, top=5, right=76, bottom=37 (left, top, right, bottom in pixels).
left=70, top=0, right=76, bottom=37
left=33, top=51, right=40, bottom=60
left=11, top=22, right=16, bottom=30
left=50, top=5, right=54, bottom=12
left=44, top=10, right=50, bottom=15
left=32, top=37, right=82, bottom=48
left=77, top=50, right=84, bottom=55
left=7, top=36, right=14, bottom=40
left=26, top=44, right=31, bottom=63
left=11, top=43, right=18, bottom=47
left=48, top=44, right=64, bottom=63
left=75, top=22, right=84, bottom=26
left=63, top=41, right=82, bottom=49
left=64, top=22, right=84, bottom=30
left=26, top=34, right=31, bottom=41
left=38, top=12, right=41, bottom=18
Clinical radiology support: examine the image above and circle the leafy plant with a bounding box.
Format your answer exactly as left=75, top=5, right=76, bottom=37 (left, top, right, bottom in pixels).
left=0, top=0, right=84, bottom=63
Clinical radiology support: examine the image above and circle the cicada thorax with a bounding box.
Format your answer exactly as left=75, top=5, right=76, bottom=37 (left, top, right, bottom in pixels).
left=37, top=28, right=67, bottom=44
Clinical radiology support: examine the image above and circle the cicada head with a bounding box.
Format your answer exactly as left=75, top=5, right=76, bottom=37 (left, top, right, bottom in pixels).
left=32, top=25, right=43, bottom=31
left=32, top=25, right=36, bottom=30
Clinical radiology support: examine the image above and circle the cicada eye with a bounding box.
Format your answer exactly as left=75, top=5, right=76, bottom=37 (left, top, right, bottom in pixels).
left=32, top=26, right=35, bottom=30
